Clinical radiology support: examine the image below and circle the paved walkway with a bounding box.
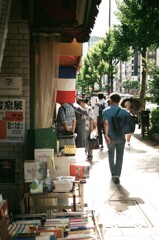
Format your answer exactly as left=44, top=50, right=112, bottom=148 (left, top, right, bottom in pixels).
left=82, top=128, right=159, bottom=239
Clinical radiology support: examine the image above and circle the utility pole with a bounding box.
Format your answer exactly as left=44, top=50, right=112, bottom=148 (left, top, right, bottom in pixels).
left=109, top=0, right=111, bottom=28
left=108, top=0, right=111, bottom=94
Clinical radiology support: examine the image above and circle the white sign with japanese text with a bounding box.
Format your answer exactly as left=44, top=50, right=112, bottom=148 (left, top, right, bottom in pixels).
left=0, top=99, right=25, bottom=142
left=0, top=77, right=22, bottom=96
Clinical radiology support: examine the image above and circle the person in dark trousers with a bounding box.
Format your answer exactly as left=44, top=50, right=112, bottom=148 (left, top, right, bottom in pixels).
left=103, top=92, right=129, bottom=184
left=74, top=99, right=88, bottom=148
left=93, top=92, right=108, bottom=149
left=77, top=98, right=95, bottom=162
left=56, top=103, right=76, bottom=150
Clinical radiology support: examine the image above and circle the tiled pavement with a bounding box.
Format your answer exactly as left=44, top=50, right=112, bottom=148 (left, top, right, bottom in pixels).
left=80, top=128, right=159, bottom=239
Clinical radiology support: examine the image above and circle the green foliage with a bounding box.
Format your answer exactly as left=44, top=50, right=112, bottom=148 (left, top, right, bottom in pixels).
left=116, top=0, right=159, bottom=52
left=77, top=27, right=130, bottom=93
left=102, top=28, right=131, bottom=63
left=116, top=0, right=159, bottom=109
left=123, top=79, right=139, bottom=90
left=147, top=61, right=159, bottom=105
left=148, top=108, right=159, bottom=136
left=77, top=39, right=109, bottom=92
left=100, top=27, right=131, bottom=92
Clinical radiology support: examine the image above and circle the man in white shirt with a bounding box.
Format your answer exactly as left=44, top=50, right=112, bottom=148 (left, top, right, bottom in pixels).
left=90, top=93, right=98, bottom=109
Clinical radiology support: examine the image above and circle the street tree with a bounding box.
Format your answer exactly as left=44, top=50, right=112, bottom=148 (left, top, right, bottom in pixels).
left=147, top=61, right=159, bottom=105
left=146, top=60, right=159, bottom=136
left=123, top=79, right=139, bottom=94
left=78, top=27, right=130, bottom=94
left=116, top=0, right=159, bottom=109
left=101, top=27, right=131, bottom=93
left=77, top=41, right=108, bottom=93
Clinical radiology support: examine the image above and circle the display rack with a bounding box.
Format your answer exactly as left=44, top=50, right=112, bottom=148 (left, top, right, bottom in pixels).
left=24, top=180, right=86, bottom=213
left=9, top=210, right=103, bottom=240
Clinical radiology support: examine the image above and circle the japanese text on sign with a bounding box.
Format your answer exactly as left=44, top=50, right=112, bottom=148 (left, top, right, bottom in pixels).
left=0, top=99, right=25, bottom=143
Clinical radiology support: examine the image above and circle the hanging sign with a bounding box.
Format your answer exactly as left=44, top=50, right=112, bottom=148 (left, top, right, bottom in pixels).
left=0, top=98, right=25, bottom=143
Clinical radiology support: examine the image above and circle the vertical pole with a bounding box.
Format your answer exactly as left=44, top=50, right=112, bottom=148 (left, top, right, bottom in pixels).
left=108, top=0, right=111, bottom=94
left=109, top=0, right=111, bottom=28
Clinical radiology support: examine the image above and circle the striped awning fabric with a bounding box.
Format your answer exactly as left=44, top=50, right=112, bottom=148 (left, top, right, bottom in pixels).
left=56, top=66, right=76, bottom=103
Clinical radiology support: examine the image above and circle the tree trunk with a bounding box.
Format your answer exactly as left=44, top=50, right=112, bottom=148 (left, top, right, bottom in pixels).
left=92, top=85, right=94, bottom=93
left=110, top=70, right=114, bottom=93
left=108, top=59, right=113, bottom=94
left=139, top=51, right=147, bottom=110
left=107, top=73, right=110, bottom=94
left=99, top=76, right=103, bottom=91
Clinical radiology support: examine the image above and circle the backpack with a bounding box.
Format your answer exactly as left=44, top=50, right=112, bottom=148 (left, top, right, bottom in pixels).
left=124, top=112, right=136, bottom=134
left=97, top=103, right=105, bottom=124
left=111, top=108, right=121, bottom=133
left=111, top=108, right=136, bottom=134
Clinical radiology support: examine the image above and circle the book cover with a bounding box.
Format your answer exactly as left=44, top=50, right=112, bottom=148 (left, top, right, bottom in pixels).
left=38, top=227, right=64, bottom=238
left=70, top=163, right=90, bottom=180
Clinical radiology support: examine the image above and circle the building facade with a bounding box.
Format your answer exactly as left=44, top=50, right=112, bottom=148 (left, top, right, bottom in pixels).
left=0, top=0, right=101, bottom=214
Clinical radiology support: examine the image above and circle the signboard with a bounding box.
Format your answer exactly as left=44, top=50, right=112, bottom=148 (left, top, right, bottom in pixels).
left=0, top=77, right=22, bottom=96
left=0, top=99, right=25, bottom=142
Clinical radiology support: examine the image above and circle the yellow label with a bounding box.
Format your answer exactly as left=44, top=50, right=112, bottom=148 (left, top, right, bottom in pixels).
left=64, top=145, right=76, bottom=154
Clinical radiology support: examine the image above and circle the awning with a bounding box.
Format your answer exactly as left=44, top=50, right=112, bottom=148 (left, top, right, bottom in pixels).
left=30, top=0, right=102, bottom=43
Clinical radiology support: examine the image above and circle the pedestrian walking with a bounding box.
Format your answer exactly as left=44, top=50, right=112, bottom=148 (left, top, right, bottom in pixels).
left=77, top=98, right=95, bottom=162
left=103, top=92, right=129, bottom=184
left=90, top=92, right=98, bottom=109
left=74, top=99, right=88, bottom=148
left=94, top=92, right=108, bottom=150
left=124, top=101, right=135, bottom=147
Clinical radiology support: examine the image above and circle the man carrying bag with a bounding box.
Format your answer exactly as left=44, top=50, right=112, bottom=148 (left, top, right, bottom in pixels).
left=103, top=92, right=129, bottom=185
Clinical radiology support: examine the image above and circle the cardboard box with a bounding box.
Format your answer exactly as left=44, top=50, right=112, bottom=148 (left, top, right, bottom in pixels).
left=34, top=149, right=54, bottom=180
left=54, top=157, right=70, bottom=178
left=54, top=156, right=89, bottom=179
left=34, top=148, right=54, bottom=161
left=24, top=160, right=47, bottom=180
left=27, top=128, right=57, bottom=160
left=70, top=162, right=90, bottom=180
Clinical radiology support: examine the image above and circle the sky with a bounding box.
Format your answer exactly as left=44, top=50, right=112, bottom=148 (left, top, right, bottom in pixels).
left=91, top=0, right=119, bottom=37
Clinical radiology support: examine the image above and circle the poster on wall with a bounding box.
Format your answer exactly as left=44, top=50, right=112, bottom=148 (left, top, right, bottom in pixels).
left=0, top=99, right=25, bottom=143
left=0, top=77, right=22, bottom=96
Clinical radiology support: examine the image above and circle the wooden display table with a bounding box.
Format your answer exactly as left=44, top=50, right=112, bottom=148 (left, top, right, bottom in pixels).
left=24, top=180, right=85, bottom=214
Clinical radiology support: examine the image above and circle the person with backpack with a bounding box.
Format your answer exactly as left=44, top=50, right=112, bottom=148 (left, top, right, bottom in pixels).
left=93, top=92, right=108, bottom=149
left=103, top=92, right=129, bottom=184
left=56, top=103, right=76, bottom=151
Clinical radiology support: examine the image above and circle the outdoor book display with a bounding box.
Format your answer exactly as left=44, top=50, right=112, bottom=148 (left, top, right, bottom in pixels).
left=24, top=148, right=90, bottom=213
left=0, top=148, right=103, bottom=239
left=7, top=211, right=102, bottom=239
left=24, top=180, right=85, bottom=213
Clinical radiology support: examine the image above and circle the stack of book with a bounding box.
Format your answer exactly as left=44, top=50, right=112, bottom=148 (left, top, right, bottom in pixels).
left=48, top=211, right=98, bottom=239
left=64, top=213, right=96, bottom=239
left=7, top=211, right=99, bottom=240
left=8, top=219, right=40, bottom=238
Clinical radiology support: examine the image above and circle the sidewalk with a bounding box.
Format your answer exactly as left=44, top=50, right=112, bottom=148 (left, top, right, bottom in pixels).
left=82, top=128, right=159, bottom=239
